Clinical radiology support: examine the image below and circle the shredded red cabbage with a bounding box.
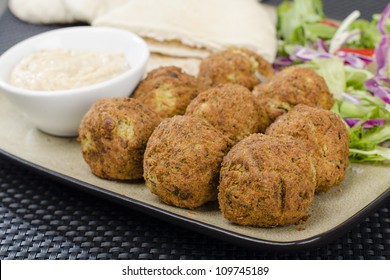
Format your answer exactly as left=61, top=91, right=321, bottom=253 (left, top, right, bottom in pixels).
left=364, top=77, right=390, bottom=104
left=343, top=53, right=366, bottom=68
left=291, top=46, right=332, bottom=61
left=375, top=3, right=390, bottom=77
left=344, top=118, right=386, bottom=128
left=336, top=50, right=373, bottom=64
left=353, top=54, right=374, bottom=64
left=342, top=92, right=360, bottom=104
left=364, top=119, right=387, bottom=127
left=290, top=46, right=370, bottom=68
left=344, top=118, right=360, bottom=127
left=273, top=56, right=293, bottom=67
left=317, top=39, right=329, bottom=53
left=364, top=4, right=390, bottom=104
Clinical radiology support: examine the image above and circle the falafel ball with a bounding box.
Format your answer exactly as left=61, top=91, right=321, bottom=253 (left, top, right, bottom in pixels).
left=266, top=104, right=349, bottom=192
left=79, top=97, right=161, bottom=180
left=253, top=66, right=334, bottom=123
left=144, top=115, right=230, bottom=209
left=218, top=133, right=316, bottom=227
left=132, top=66, right=198, bottom=119
left=185, top=83, right=269, bottom=145
left=197, top=47, right=274, bottom=92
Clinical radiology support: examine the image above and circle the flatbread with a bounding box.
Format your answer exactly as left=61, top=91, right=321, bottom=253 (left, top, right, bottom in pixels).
left=64, top=0, right=128, bottom=23
left=148, top=54, right=201, bottom=76
left=145, top=38, right=211, bottom=59
left=93, top=0, right=278, bottom=62
left=8, top=0, right=127, bottom=24
left=9, top=0, right=75, bottom=24
left=9, top=0, right=277, bottom=62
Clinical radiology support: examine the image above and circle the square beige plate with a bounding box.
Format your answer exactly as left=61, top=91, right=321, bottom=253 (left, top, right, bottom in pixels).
left=1, top=94, right=389, bottom=250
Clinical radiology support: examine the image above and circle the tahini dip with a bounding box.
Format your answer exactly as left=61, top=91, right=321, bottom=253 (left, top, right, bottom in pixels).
left=9, top=49, right=130, bottom=91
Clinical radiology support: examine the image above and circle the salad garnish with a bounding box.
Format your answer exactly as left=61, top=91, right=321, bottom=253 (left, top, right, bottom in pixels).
left=276, top=0, right=390, bottom=162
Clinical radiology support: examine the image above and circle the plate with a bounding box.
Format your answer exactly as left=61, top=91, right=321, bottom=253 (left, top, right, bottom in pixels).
left=1, top=94, right=390, bottom=251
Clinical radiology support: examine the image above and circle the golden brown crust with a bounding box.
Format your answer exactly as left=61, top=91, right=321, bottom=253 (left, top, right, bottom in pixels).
left=185, top=83, right=269, bottom=145
left=144, top=115, right=230, bottom=209
left=132, top=66, right=198, bottom=119
left=197, top=47, right=274, bottom=92
left=218, top=134, right=316, bottom=227
left=266, top=104, right=349, bottom=192
left=78, top=97, right=161, bottom=180
left=253, top=66, right=334, bottom=123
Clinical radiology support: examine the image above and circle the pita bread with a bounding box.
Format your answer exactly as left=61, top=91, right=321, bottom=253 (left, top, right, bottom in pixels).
left=64, top=0, right=128, bottom=23
left=93, top=0, right=277, bottom=62
left=145, top=38, right=210, bottom=59
left=148, top=54, right=201, bottom=76
left=9, top=0, right=277, bottom=62
left=9, top=0, right=75, bottom=24
left=9, top=0, right=128, bottom=24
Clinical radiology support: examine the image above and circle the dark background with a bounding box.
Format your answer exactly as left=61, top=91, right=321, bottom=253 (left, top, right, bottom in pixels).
left=264, top=0, right=388, bottom=22
left=1, top=0, right=389, bottom=259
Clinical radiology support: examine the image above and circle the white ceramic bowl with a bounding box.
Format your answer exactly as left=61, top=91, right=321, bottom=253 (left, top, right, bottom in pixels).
left=0, top=26, right=149, bottom=137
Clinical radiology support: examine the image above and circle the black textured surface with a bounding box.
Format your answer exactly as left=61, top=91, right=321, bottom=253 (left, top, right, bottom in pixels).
left=1, top=156, right=389, bottom=260
left=0, top=7, right=81, bottom=55
left=1, top=1, right=390, bottom=260
left=264, top=0, right=389, bottom=21
left=0, top=156, right=390, bottom=259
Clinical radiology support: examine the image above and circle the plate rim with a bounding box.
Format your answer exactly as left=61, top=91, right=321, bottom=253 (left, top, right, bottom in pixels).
left=1, top=148, right=389, bottom=252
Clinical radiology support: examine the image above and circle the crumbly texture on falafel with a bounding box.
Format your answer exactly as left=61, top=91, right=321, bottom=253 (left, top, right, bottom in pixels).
left=78, top=97, right=161, bottom=180
left=197, top=47, right=274, bottom=92
left=132, top=66, right=198, bottom=119
left=266, top=104, right=349, bottom=192
left=253, top=66, right=334, bottom=123
left=185, top=83, right=269, bottom=145
left=218, top=133, right=316, bottom=227
left=144, top=115, right=230, bottom=209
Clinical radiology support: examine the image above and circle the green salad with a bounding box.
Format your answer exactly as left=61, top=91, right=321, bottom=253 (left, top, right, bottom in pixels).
left=275, top=0, right=390, bottom=162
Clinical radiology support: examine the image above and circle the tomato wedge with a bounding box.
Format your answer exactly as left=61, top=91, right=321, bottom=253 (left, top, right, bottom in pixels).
left=320, top=19, right=339, bottom=28
left=338, top=48, right=375, bottom=57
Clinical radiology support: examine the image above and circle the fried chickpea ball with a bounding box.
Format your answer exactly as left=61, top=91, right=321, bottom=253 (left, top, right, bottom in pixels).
left=197, top=47, right=274, bottom=91
left=185, top=83, right=269, bottom=145
left=218, top=134, right=316, bottom=227
left=144, top=115, right=230, bottom=209
left=253, top=66, right=334, bottom=123
left=78, top=97, right=161, bottom=180
left=132, top=66, right=198, bottom=119
left=266, top=104, right=349, bottom=192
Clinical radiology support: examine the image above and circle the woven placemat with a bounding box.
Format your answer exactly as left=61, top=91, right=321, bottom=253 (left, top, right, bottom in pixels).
left=264, top=0, right=389, bottom=21
left=1, top=1, right=390, bottom=259
left=1, top=156, right=389, bottom=260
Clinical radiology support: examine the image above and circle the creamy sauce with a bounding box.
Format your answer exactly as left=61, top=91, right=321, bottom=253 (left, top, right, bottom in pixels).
left=10, top=49, right=130, bottom=91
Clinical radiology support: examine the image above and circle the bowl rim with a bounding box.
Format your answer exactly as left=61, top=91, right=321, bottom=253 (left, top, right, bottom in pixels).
left=0, top=26, right=149, bottom=97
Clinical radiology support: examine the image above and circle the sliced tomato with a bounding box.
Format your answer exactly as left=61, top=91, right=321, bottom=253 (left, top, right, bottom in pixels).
left=320, top=19, right=339, bottom=28
left=338, top=48, right=375, bottom=57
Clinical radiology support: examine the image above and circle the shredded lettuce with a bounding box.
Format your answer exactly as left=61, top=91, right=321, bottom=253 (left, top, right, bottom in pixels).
left=345, top=66, right=374, bottom=90
left=277, top=0, right=334, bottom=52
left=304, top=58, right=345, bottom=99
left=349, top=146, right=390, bottom=162
left=348, top=18, right=382, bottom=49
left=278, top=0, right=324, bottom=41
left=349, top=124, right=390, bottom=149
